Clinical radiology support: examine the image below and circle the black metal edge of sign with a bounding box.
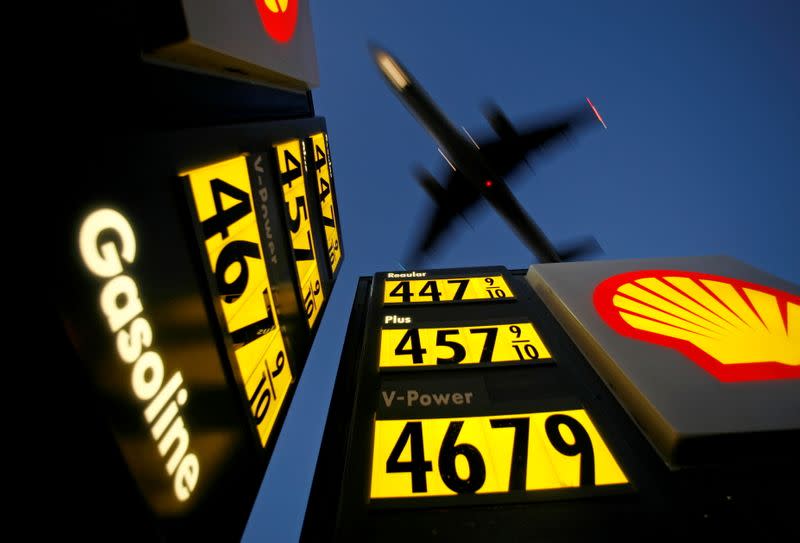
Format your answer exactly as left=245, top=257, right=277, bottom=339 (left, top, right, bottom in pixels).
left=300, top=276, right=373, bottom=542
left=366, top=483, right=634, bottom=511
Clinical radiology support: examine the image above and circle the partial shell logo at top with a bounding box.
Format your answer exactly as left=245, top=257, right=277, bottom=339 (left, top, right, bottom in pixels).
left=255, top=0, right=298, bottom=44
left=593, top=270, right=799, bottom=382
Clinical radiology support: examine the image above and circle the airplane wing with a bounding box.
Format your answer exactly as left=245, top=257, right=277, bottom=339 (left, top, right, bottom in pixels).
left=412, top=166, right=568, bottom=265
left=408, top=168, right=481, bottom=266
left=408, top=100, right=605, bottom=266
left=480, top=99, right=604, bottom=180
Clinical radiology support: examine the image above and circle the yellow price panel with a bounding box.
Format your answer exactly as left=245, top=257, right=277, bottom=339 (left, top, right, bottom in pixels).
left=183, top=155, right=292, bottom=447
left=370, top=409, right=627, bottom=499
left=185, top=156, right=258, bottom=255
left=242, top=335, right=293, bottom=446
left=384, top=276, right=514, bottom=305
left=300, top=265, right=325, bottom=328
left=275, top=140, right=326, bottom=327
left=379, top=322, right=551, bottom=368
left=204, top=221, right=272, bottom=340
left=310, top=133, right=341, bottom=273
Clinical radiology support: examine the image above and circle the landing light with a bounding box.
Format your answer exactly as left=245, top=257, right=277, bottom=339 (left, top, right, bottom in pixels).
left=377, top=53, right=409, bottom=90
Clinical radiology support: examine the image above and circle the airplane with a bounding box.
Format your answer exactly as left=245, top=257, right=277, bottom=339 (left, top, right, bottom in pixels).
left=369, top=43, right=607, bottom=266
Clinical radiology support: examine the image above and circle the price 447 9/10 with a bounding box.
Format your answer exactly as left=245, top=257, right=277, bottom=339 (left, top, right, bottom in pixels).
left=370, top=410, right=628, bottom=499
left=386, top=276, right=511, bottom=304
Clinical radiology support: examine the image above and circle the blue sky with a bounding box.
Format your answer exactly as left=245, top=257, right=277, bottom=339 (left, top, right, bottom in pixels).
left=243, top=2, right=799, bottom=540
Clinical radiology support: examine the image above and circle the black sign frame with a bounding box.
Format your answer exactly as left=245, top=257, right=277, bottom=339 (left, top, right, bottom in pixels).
left=55, top=115, right=342, bottom=541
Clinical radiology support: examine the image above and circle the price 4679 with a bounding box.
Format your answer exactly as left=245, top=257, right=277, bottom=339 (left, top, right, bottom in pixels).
left=370, top=410, right=627, bottom=499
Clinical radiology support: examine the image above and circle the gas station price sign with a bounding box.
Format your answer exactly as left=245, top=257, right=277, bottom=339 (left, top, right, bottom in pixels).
left=384, top=275, right=514, bottom=305
left=370, top=409, right=628, bottom=499
left=60, top=97, right=343, bottom=536
left=303, top=265, right=640, bottom=541
left=363, top=267, right=627, bottom=505
left=183, top=155, right=293, bottom=447
left=305, top=261, right=800, bottom=540
left=379, top=321, right=551, bottom=368
left=275, top=139, right=326, bottom=328
left=309, top=132, right=342, bottom=275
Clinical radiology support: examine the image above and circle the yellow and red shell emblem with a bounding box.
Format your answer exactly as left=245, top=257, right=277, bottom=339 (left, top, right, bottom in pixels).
left=594, top=270, right=800, bottom=382
left=254, top=0, right=298, bottom=44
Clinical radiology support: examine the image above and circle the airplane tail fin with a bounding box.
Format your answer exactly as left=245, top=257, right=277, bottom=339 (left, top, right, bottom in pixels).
left=557, top=236, right=604, bottom=261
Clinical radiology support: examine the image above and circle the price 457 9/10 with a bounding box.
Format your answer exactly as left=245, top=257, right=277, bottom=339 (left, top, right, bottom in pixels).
left=370, top=410, right=628, bottom=499
left=379, top=323, right=551, bottom=368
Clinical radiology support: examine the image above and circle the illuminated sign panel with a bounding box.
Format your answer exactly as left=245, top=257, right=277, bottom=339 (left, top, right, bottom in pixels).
left=384, top=275, right=513, bottom=304
left=310, top=132, right=342, bottom=275
left=594, top=270, right=800, bottom=382
left=275, top=139, right=326, bottom=328
left=370, top=409, right=627, bottom=499
left=526, top=255, right=800, bottom=467
left=183, top=156, right=293, bottom=446
left=379, top=322, right=551, bottom=368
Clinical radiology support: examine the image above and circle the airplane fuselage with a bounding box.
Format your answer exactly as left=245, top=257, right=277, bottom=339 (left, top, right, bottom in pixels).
left=372, top=47, right=495, bottom=190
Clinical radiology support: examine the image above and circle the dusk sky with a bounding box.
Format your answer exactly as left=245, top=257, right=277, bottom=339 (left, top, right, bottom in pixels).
left=243, top=2, right=799, bottom=540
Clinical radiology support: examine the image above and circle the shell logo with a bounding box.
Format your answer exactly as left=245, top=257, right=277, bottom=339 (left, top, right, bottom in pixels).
left=594, top=270, right=800, bottom=382
left=254, top=0, right=298, bottom=44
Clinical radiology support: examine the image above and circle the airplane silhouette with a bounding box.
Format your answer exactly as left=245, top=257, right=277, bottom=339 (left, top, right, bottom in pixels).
left=370, top=43, right=606, bottom=267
